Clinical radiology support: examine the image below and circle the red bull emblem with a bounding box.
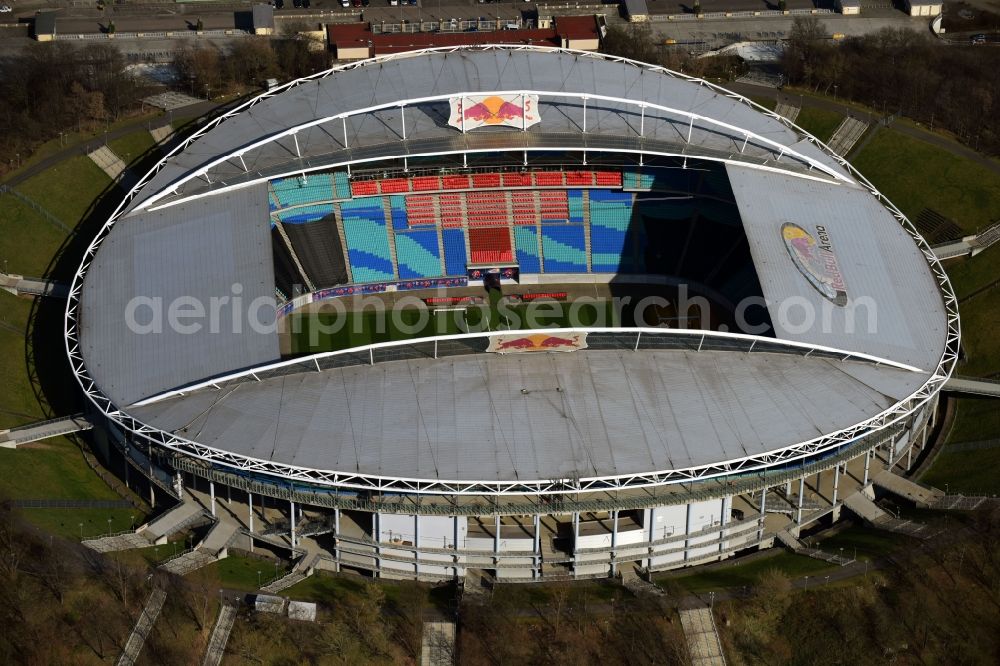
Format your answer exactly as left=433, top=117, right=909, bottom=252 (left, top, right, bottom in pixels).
left=449, top=94, right=541, bottom=130
left=488, top=332, right=588, bottom=354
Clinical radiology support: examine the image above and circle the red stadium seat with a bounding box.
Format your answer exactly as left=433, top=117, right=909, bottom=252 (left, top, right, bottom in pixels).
left=350, top=180, right=378, bottom=196
left=469, top=227, right=513, bottom=264
left=534, top=172, right=564, bottom=187
left=442, top=175, right=471, bottom=190
left=502, top=173, right=533, bottom=188
left=472, top=173, right=502, bottom=188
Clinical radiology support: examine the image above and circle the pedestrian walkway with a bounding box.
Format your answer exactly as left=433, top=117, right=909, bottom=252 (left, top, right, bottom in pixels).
left=117, top=587, right=167, bottom=666
left=944, top=375, right=1000, bottom=398
left=160, top=548, right=218, bottom=575
left=160, top=520, right=236, bottom=575
left=678, top=606, right=727, bottom=666
left=931, top=221, right=1000, bottom=260
left=202, top=603, right=238, bottom=666
left=827, top=117, right=869, bottom=155
left=421, top=621, right=457, bottom=666
left=0, top=414, right=92, bottom=448
left=776, top=529, right=854, bottom=566
left=932, top=494, right=1000, bottom=510
left=83, top=531, right=153, bottom=553
left=0, top=271, right=68, bottom=298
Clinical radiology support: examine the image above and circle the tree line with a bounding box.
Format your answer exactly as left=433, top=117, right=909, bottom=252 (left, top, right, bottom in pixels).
left=783, top=18, right=1000, bottom=154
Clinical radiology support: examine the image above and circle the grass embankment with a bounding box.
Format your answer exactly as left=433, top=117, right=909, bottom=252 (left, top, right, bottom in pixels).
left=16, top=155, right=113, bottom=226
left=851, top=129, right=1000, bottom=233
left=658, top=552, right=835, bottom=594
left=793, top=106, right=843, bottom=143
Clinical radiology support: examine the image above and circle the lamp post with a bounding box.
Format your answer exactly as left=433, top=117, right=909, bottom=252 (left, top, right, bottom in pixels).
left=79, top=523, right=83, bottom=540
left=257, top=570, right=262, bottom=588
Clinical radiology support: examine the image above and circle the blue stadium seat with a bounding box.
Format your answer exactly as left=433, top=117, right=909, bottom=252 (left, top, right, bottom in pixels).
left=389, top=195, right=408, bottom=230
left=333, top=172, right=351, bottom=200
left=442, top=228, right=467, bottom=276
left=276, top=203, right=334, bottom=224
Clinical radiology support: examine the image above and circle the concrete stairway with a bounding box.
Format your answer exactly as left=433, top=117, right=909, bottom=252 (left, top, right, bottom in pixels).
left=678, top=606, right=727, bottom=666
left=776, top=529, right=853, bottom=566
left=872, top=471, right=944, bottom=508
left=774, top=100, right=800, bottom=123
left=139, top=501, right=208, bottom=544
left=843, top=491, right=937, bottom=540
left=421, top=621, right=457, bottom=666
left=160, top=549, right=217, bottom=575
left=0, top=414, right=92, bottom=448
left=83, top=532, right=152, bottom=553
left=202, top=603, right=238, bottom=666
left=117, top=587, right=167, bottom=666
left=827, top=117, right=869, bottom=156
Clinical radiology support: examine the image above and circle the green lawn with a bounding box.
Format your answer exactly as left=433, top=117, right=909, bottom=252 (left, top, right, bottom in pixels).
left=748, top=96, right=776, bottom=112
left=0, top=194, right=72, bottom=279
left=793, top=107, right=844, bottom=143
left=0, top=436, right=123, bottom=500
left=656, top=552, right=836, bottom=594
left=22, top=507, right=145, bottom=540
left=15, top=155, right=113, bottom=227
left=943, top=398, right=1000, bottom=444
left=0, top=292, right=44, bottom=429
left=850, top=129, right=1000, bottom=233
left=290, top=299, right=619, bottom=354
left=955, top=288, right=1000, bottom=376
left=108, top=130, right=160, bottom=165
left=813, top=525, right=908, bottom=562
left=945, top=241, right=1000, bottom=299
left=921, top=446, right=1000, bottom=496
left=208, top=554, right=290, bottom=591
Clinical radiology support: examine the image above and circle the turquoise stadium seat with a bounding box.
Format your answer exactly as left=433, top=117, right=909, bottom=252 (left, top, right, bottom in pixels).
left=514, top=226, right=541, bottom=273
left=396, top=229, right=443, bottom=278
left=541, top=226, right=587, bottom=273
left=340, top=197, right=396, bottom=282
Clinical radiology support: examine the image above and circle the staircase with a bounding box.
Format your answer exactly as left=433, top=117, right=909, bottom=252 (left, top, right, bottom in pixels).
left=202, top=603, right=237, bottom=666
left=83, top=532, right=152, bottom=553
left=160, top=549, right=218, bottom=575
left=117, top=588, right=167, bottom=666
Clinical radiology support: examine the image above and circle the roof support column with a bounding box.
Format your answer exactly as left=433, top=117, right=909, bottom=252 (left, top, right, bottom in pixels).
left=758, top=487, right=766, bottom=542
left=863, top=449, right=871, bottom=486
left=687, top=116, right=695, bottom=143
left=342, top=117, right=348, bottom=148
left=582, top=96, right=587, bottom=133
left=572, top=511, right=580, bottom=576
left=400, top=105, right=406, bottom=140
left=533, top=514, right=541, bottom=579
left=639, top=105, right=645, bottom=137
left=209, top=480, right=216, bottom=517
left=832, top=462, right=840, bottom=506
left=414, top=515, right=420, bottom=578
left=238, top=154, right=248, bottom=172
left=493, top=514, right=501, bottom=567
left=796, top=476, right=805, bottom=525
left=741, top=134, right=749, bottom=153
left=610, top=509, right=619, bottom=576
left=292, top=132, right=301, bottom=158
left=248, top=492, right=254, bottom=553
left=290, top=499, right=297, bottom=549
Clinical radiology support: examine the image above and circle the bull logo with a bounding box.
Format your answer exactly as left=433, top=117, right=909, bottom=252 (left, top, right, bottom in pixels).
left=449, top=94, right=541, bottom=130
left=489, top=333, right=588, bottom=353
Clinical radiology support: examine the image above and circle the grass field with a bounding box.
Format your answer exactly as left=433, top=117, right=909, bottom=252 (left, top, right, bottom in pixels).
left=0, top=292, right=44, bottom=429
left=812, top=524, right=908, bottom=562
left=657, top=551, right=836, bottom=594
left=793, top=107, right=844, bottom=143
left=0, top=437, right=123, bottom=500
left=851, top=129, right=1000, bottom=233
left=289, top=298, right=620, bottom=354
left=0, top=194, right=72, bottom=279
left=208, top=554, right=290, bottom=591
left=945, top=242, right=1000, bottom=299
left=15, top=155, right=113, bottom=227
left=921, top=445, right=1000, bottom=495
left=108, top=130, right=160, bottom=166
left=23, top=506, right=146, bottom=540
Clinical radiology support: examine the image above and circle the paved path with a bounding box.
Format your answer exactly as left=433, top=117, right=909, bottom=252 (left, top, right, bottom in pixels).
left=827, top=116, right=870, bottom=156
left=773, top=100, right=800, bottom=123
left=117, top=587, right=167, bottom=666
left=0, top=271, right=68, bottom=298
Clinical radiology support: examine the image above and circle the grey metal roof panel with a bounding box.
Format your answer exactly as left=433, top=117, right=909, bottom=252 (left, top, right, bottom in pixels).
left=726, top=165, right=948, bottom=371
left=130, top=49, right=819, bottom=209
left=80, top=185, right=280, bottom=406
left=128, top=349, right=928, bottom=482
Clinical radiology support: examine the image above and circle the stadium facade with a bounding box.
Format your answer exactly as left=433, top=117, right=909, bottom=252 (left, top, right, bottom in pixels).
left=67, top=46, right=959, bottom=582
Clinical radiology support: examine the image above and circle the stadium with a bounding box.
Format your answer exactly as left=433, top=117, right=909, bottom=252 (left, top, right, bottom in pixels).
left=67, top=46, right=959, bottom=582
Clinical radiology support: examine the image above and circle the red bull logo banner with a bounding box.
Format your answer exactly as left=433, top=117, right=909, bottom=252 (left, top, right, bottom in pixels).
left=487, top=332, right=588, bottom=354
left=781, top=222, right=848, bottom=306
left=448, top=94, right=540, bottom=131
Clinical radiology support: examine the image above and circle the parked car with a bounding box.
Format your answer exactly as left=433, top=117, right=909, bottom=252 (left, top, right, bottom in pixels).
left=389, top=0, right=398, bottom=5
left=971, top=34, right=987, bottom=45
left=0, top=5, right=12, bottom=12
left=341, top=0, right=350, bottom=6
